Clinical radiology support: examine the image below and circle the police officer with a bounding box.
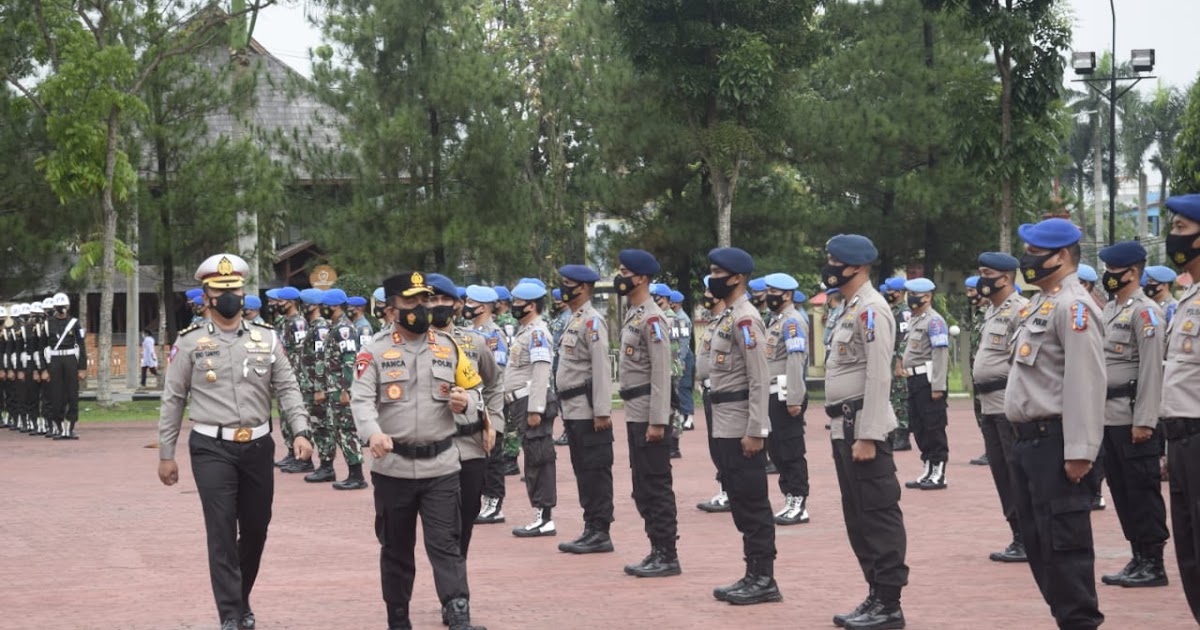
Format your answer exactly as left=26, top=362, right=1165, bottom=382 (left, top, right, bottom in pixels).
left=762, top=272, right=811, bottom=526
left=372, top=287, right=395, bottom=329
left=881, top=278, right=912, bottom=452
left=0, top=306, right=11, bottom=429
left=1159, top=193, right=1200, bottom=623
left=671, top=290, right=697, bottom=431
left=16, top=303, right=43, bottom=434
left=242, top=295, right=265, bottom=324
left=550, top=287, right=572, bottom=447
left=823, top=235, right=909, bottom=630
left=651, top=283, right=685, bottom=458
left=157, top=253, right=315, bottom=630
left=506, top=281, right=559, bottom=537
left=1094, top=240, right=1169, bottom=588
left=901, top=277, right=950, bottom=490
left=703, top=249, right=780, bottom=605
left=318, top=288, right=367, bottom=490
left=1078, top=264, right=1106, bottom=308
left=347, top=296, right=374, bottom=348
left=271, top=287, right=311, bottom=472
left=970, top=252, right=1030, bottom=564
left=28, top=300, right=49, bottom=435
left=964, top=276, right=989, bottom=467
left=298, top=288, right=333, bottom=483
left=696, top=275, right=733, bottom=514
left=1142, top=265, right=1179, bottom=324
left=187, top=288, right=208, bottom=326
left=468, top=286, right=513, bottom=525
left=1006, top=218, right=1105, bottom=629
left=44, top=293, right=86, bottom=440
left=492, top=285, right=522, bottom=479
left=553, top=264, right=616, bottom=555
left=350, top=270, right=486, bottom=630
left=749, top=277, right=768, bottom=316
left=616, top=249, right=680, bottom=578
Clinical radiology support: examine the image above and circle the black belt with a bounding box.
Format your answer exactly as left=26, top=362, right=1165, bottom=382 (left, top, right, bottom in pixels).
left=1106, top=381, right=1137, bottom=401
left=391, top=437, right=454, bottom=458
left=1161, top=418, right=1200, bottom=441
left=619, top=383, right=652, bottom=401
left=973, top=379, right=1007, bottom=395
left=1011, top=417, right=1063, bottom=441
left=825, top=397, right=864, bottom=421
left=710, top=389, right=750, bottom=404
left=558, top=382, right=592, bottom=401
left=456, top=420, right=485, bottom=437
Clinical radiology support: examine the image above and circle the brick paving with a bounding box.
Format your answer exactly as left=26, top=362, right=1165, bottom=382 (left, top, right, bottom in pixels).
left=0, top=401, right=1193, bottom=629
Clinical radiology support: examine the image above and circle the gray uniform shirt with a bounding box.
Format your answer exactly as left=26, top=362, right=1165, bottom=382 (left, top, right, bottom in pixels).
left=618, top=297, right=671, bottom=425
left=1103, top=291, right=1165, bottom=428
left=765, top=304, right=808, bottom=407
left=554, top=303, right=614, bottom=420
left=350, top=329, right=481, bottom=479
left=452, top=326, right=503, bottom=460
left=1005, top=273, right=1105, bottom=461
left=972, top=292, right=1030, bottom=415
left=158, top=320, right=310, bottom=460
left=1161, top=282, right=1200, bottom=418
left=504, top=317, right=553, bottom=414
left=903, top=307, right=950, bottom=392
left=825, top=285, right=898, bottom=442
left=706, top=296, right=770, bottom=439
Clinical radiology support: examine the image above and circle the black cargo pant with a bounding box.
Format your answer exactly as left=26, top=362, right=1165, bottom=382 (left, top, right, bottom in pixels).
left=458, top=457, right=486, bottom=559
left=767, top=394, right=809, bottom=497
left=189, top=431, right=275, bottom=623
left=1101, top=425, right=1168, bottom=550
left=512, top=395, right=558, bottom=510
left=1008, top=422, right=1103, bottom=629
left=831, top=434, right=909, bottom=594
left=482, top=437, right=507, bottom=501
left=1166, top=421, right=1200, bottom=624
left=907, top=374, right=948, bottom=463
left=46, top=354, right=80, bottom=424
left=980, top=413, right=1020, bottom=539
left=373, top=471, right=469, bottom=629
left=564, top=416, right=615, bottom=531
left=703, top=387, right=722, bottom=485
left=627, top=421, right=678, bottom=551
left=713, top=437, right=776, bottom=569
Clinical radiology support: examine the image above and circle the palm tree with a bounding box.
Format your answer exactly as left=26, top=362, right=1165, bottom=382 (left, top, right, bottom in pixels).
left=1144, top=83, right=1186, bottom=235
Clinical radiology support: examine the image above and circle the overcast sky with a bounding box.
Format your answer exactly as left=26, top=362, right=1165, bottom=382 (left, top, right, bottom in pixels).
left=253, top=0, right=1200, bottom=90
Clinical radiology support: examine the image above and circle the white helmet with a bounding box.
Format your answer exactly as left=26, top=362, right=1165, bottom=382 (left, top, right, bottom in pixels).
left=13, top=304, right=28, bottom=317
left=28, top=302, right=41, bottom=314
left=41, top=298, right=54, bottom=311
left=52, top=293, right=69, bottom=307
left=0, top=306, right=7, bottom=318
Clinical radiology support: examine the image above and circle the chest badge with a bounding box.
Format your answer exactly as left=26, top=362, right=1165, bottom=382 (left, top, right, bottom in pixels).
left=387, top=384, right=403, bottom=400
left=205, top=370, right=217, bottom=383
left=1018, top=343, right=1031, bottom=358
left=250, top=330, right=263, bottom=342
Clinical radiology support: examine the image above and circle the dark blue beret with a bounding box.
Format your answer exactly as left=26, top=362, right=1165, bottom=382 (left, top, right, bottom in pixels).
left=825, top=234, right=878, bottom=265
left=1018, top=218, right=1082, bottom=249
left=425, top=273, right=458, bottom=298
left=1098, top=241, right=1147, bottom=268
left=1167, top=194, right=1200, bottom=223
left=185, top=288, right=203, bottom=299
left=978, top=252, right=1020, bottom=272
left=708, top=247, right=754, bottom=275
left=347, top=296, right=368, bottom=307
left=456, top=287, right=466, bottom=299
left=619, top=249, right=661, bottom=276
left=558, top=264, right=600, bottom=283
left=321, top=288, right=348, bottom=306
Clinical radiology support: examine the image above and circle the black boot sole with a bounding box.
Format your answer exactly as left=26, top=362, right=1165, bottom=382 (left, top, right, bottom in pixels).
left=726, top=591, right=783, bottom=605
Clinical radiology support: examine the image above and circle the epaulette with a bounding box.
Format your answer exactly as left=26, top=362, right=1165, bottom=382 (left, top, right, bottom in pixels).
left=253, top=321, right=275, bottom=330
left=177, top=323, right=202, bottom=337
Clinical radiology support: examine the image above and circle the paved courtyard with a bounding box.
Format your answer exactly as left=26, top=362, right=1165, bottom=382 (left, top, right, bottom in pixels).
left=1, top=401, right=1193, bottom=629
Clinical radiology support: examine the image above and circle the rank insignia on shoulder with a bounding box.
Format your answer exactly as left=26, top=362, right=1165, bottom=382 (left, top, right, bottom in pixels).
left=860, top=308, right=877, bottom=342
left=1071, top=302, right=1089, bottom=332
left=737, top=319, right=756, bottom=348
left=647, top=316, right=665, bottom=343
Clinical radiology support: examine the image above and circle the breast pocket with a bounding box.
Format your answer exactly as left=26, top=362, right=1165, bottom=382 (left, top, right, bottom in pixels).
left=431, top=364, right=456, bottom=401
left=378, top=373, right=412, bottom=404
left=1106, top=327, right=1133, bottom=355
left=621, top=328, right=643, bottom=362
left=831, top=326, right=860, bottom=362
left=1014, top=327, right=1046, bottom=366
left=560, top=332, right=579, bottom=357
left=709, top=334, right=734, bottom=371
left=1173, top=316, right=1200, bottom=362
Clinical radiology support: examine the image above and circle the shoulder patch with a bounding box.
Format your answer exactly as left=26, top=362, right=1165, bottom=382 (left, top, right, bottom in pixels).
left=928, top=317, right=949, bottom=348
left=529, top=329, right=552, bottom=363
left=647, top=316, right=665, bottom=343
left=737, top=318, right=757, bottom=349
left=355, top=351, right=373, bottom=379
left=1071, top=301, right=1089, bottom=332
left=168, top=345, right=179, bottom=363
left=783, top=318, right=806, bottom=353
left=860, top=308, right=877, bottom=342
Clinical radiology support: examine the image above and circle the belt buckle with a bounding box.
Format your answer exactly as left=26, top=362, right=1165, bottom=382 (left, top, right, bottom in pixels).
left=233, top=427, right=253, bottom=443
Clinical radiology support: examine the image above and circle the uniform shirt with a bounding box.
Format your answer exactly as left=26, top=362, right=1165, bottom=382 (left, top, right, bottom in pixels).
left=504, top=317, right=553, bottom=415
left=617, top=297, right=672, bottom=426
left=158, top=320, right=310, bottom=460
left=1102, top=290, right=1165, bottom=428
left=495, top=312, right=518, bottom=345
left=765, top=305, right=808, bottom=407
left=280, top=312, right=307, bottom=366
left=452, top=326, right=503, bottom=460
left=298, top=316, right=329, bottom=394
left=354, top=316, right=375, bottom=348
left=663, top=307, right=684, bottom=378
left=674, top=307, right=694, bottom=361
left=1161, top=282, right=1200, bottom=419
left=825, top=285, right=897, bottom=442
left=1005, top=272, right=1105, bottom=462
left=554, top=302, right=613, bottom=420
left=475, top=318, right=509, bottom=369
left=891, top=302, right=912, bottom=363
left=903, top=307, right=950, bottom=392
left=1159, top=294, right=1179, bottom=326
left=705, top=296, right=770, bottom=439
left=351, top=329, right=481, bottom=479
left=695, top=307, right=721, bottom=386
left=320, top=314, right=360, bottom=398
left=971, top=292, right=1029, bottom=415
left=17, top=322, right=42, bottom=372
left=44, top=315, right=87, bottom=367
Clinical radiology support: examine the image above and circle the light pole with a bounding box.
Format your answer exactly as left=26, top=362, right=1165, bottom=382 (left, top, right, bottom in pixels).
left=1070, top=1, right=1155, bottom=245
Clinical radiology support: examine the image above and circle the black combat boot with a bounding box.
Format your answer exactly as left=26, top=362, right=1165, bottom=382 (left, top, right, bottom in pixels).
left=834, top=588, right=876, bottom=628
left=444, top=597, right=486, bottom=630
left=240, top=609, right=256, bottom=629
left=844, top=586, right=905, bottom=630
left=1102, top=547, right=1143, bottom=586
left=570, top=527, right=614, bottom=554
left=713, top=570, right=752, bottom=602
left=282, top=457, right=314, bottom=473
left=304, top=459, right=336, bottom=483
left=988, top=536, right=1028, bottom=563
left=332, top=463, right=368, bottom=490
left=627, top=546, right=681, bottom=578
left=1119, top=544, right=1169, bottom=587
left=723, top=558, right=782, bottom=605
left=275, top=453, right=296, bottom=468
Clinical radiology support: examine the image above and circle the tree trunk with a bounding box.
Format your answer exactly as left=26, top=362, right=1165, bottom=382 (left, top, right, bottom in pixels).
left=1137, top=171, right=1148, bottom=242
left=157, top=283, right=166, bottom=387
left=997, top=45, right=1014, bottom=253
left=126, top=178, right=140, bottom=390
left=1092, top=112, right=1104, bottom=265
left=156, top=136, right=177, bottom=345
left=97, top=106, right=121, bottom=407
left=712, top=166, right=735, bottom=248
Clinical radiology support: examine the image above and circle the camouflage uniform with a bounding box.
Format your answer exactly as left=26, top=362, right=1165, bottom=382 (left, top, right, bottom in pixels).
left=495, top=311, right=521, bottom=457
left=969, top=307, right=984, bottom=425
left=662, top=307, right=685, bottom=439
left=890, top=301, right=912, bottom=448
left=278, top=311, right=307, bottom=451
left=320, top=314, right=364, bottom=466
left=300, top=314, right=331, bottom=460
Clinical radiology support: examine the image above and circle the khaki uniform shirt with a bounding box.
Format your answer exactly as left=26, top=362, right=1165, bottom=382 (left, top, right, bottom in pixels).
left=618, top=297, right=671, bottom=425
left=903, top=307, right=950, bottom=392
left=695, top=306, right=723, bottom=386
left=706, top=296, right=770, bottom=438
left=452, top=326, right=503, bottom=460
left=158, top=320, right=310, bottom=460
left=1161, top=283, right=1200, bottom=419
left=504, top=317, right=553, bottom=414
left=825, top=285, right=897, bottom=442
left=765, top=304, right=808, bottom=407
left=972, top=292, right=1029, bottom=415
left=1005, top=273, right=1105, bottom=461
left=554, top=303, right=614, bottom=420
left=350, top=329, right=481, bottom=479
left=1103, top=291, right=1165, bottom=428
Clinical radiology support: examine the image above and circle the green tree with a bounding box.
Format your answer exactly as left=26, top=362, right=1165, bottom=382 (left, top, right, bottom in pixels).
left=1172, top=77, right=1200, bottom=195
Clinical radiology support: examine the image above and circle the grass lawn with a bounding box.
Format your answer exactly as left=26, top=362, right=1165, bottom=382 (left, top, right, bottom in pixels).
left=79, top=400, right=162, bottom=423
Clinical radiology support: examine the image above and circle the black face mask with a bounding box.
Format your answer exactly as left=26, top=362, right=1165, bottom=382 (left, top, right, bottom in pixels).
left=765, top=294, right=786, bottom=312
left=211, top=293, right=243, bottom=320
left=461, top=304, right=480, bottom=320
left=751, top=294, right=766, bottom=308
left=396, top=305, right=431, bottom=334
left=511, top=302, right=533, bottom=320
left=709, top=276, right=736, bottom=301
left=55, top=306, right=67, bottom=315
left=906, top=295, right=926, bottom=310
left=976, top=275, right=1003, bottom=298
left=374, top=306, right=388, bottom=320
left=320, top=306, right=335, bottom=319
left=967, top=294, right=982, bottom=308
left=559, top=284, right=579, bottom=303
left=1143, top=282, right=1164, bottom=299
left=821, top=263, right=851, bottom=288
left=430, top=305, right=455, bottom=328
left=1166, top=232, right=1200, bottom=269
left=702, top=295, right=716, bottom=311
left=884, top=292, right=899, bottom=305
left=263, top=304, right=275, bottom=318
left=614, top=275, right=636, bottom=297
left=1019, top=250, right=1062, bottom=284
left=1102, top=270, right=1133, bottom=295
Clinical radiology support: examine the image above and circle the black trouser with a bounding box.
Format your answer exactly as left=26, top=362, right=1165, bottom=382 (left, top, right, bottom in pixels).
left=627, top=421, right=678, bottom=550
left=980, top=413, right=1020, bottom=539
left=189, top=431, right=275, bottom=623
left=1168, top=429, right=1200, bottom=623
left=141, top=365, right=158, bottom=386
left=19, top=366, right=35, bottom=421
left=1008, top=427, right=1103, bottom=629
left=1101, top=425, right=1168, bottom=548
left=512, top=396, right=557, bottom=510
left=713, top=437, right=776, bottom=569
left=482, top=436, right=507, bottom=500
left=372, top=471, right=469, bottom=629
left=46, top=355, right=80, bottom=423
left=703, top=388, right=721, bottom=485
left=564, top=418, right=615, bottom=530
left=458, top=458, right=486, bottom=558
left=907, top=374, right=948, bottom=463
left=767, top=395, right=809, bottom=497
left=831, top=437, right=909, bottom=593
